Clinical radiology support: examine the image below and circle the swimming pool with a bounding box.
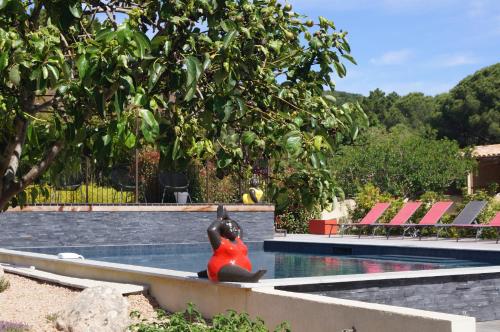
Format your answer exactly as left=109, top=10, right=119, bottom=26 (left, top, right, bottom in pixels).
left=18, top=242, right=491, bottom=279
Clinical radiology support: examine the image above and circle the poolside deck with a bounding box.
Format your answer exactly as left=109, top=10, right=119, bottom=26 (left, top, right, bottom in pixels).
left=271, top=234, right=500, bottom=252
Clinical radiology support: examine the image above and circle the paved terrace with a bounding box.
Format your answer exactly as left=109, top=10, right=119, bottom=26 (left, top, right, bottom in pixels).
left=270, top=234, right=500, bottom=332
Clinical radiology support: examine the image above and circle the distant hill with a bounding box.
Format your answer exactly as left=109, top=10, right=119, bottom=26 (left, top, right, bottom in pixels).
left=324, top=90, right=364, bottom=105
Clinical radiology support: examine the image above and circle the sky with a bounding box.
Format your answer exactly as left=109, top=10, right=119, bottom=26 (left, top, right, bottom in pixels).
left=291, top=0, right=500, bottom=96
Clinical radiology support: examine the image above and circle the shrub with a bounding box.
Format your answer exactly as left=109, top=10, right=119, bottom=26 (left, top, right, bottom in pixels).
left=129, top=303, right=290, bottom=332
left=0, top=321, right=29, bottom=332
left=0, top=277, right=9, bottom=293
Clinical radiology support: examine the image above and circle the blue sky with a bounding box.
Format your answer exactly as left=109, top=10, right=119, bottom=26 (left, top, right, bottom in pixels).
left=291, top=0, right=500, bottom=96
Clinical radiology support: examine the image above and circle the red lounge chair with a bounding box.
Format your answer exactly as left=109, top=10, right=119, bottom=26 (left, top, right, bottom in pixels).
left=374, top=201, right=422, bottom=239
left=453, top=211, right=500, bottom=242
left=404, top=201, right=454, bottom=239
left=333, top=202, right=391, bottom=238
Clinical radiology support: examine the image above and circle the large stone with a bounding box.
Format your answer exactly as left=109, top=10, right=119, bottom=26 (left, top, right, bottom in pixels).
left=56, top=286, right=129, bottom=332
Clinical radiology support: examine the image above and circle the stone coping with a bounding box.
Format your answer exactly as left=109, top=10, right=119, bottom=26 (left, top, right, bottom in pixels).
left=6, top=203, right=274, bottom=213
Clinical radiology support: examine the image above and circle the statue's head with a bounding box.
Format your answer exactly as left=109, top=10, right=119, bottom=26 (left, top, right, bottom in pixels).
left=220, top=219, right=239, bottom=240
left=250, top=177, right=259, bottom=187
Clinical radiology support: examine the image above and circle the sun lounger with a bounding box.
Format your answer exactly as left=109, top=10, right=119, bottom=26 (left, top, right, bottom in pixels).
left=372, top=201, right=422, bottom=239
left=451, top=210, right=500, bottom=242
left=401, top=201, right=454, bottom=239
left=333, top=202, right=391, bottom=238
left=436, top=200, right=488, bottom=239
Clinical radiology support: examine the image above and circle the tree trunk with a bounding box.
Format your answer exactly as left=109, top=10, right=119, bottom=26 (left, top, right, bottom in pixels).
left=0, top=141, right=64, bottom=211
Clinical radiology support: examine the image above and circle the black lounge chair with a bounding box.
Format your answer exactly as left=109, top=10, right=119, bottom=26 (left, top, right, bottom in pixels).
left=436, top=200, right=488, bottom=240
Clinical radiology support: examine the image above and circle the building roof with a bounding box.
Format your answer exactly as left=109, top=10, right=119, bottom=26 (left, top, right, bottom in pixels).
left=473, top=144, right=500, bottom=158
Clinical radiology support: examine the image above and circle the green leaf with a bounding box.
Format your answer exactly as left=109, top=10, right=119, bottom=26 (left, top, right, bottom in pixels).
left=46, top=64, right=59, bottom=81
left=95, top=29, right=114, bottom=42
left=223, top=30, right=238, bottom=49
left=132, top=31, right=151, bottom=58
left=0, top=0, right=10, bottom=10
left=310, top=153, right=319, bottom=168
left=8, top=64, right=20, bottom=85
left=76, top=55, right=88, bottom=79
left=102, top=134, right=111, bottom=146
left=323, top=94, right=336, bottom=103
left=124, top=133, right=136, bottom=148
left=185, top=56, right=203, bottom=101
left=164, top=40, right=172, bottom=55
left=68, top=2, right=82, bottom=18
left=0, top=52, right=8, bottom=71
left=172, top=137, right=180, bottom=160
left=285, top=132, right=302, bottom=154
left=341, top=54, right=357, bottom=65
left=241, top=131, right=256, bottom=145
left=139, top=109, right=156, bottom=127
left=148, top=61, right=166, bottom=92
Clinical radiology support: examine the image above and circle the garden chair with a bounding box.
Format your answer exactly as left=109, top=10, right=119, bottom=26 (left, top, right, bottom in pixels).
left=159, top=171, right=191, bottom=203
left=401, top=201, right=454, bottom=240
left=435, top=200, right=488, bottom=240
left=52, top=175, right=82, bottom=203
left=110, top=167, right=136, bottom=203
left=450, top=210, right=500, bottom=242
left=333, top=202, right=391, bottom=238
left=372, top=201, right=423, bottom=239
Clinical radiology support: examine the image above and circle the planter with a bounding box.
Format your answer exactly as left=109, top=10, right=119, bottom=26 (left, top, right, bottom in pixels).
left=308, top=219, right=338, bottom=235
left=174, top=192, right=189, bottom=204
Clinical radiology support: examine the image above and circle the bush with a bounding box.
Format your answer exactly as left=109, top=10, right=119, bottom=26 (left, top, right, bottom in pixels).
left=332, top=127, right=475, bottom=198
left=129, top=303, right=290, bottom=332
left=0, top=277, right=9, bottom=293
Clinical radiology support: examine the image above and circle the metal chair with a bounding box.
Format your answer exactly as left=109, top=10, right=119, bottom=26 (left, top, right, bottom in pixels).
left=110, top=167, right=136, bottom=203
left=53, top=176, right=82, bottom=203
left=158, top=172, right=191, bottom=203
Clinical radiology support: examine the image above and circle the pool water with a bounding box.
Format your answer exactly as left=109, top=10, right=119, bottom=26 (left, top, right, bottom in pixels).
left=86, top=247, right=489, bottom=279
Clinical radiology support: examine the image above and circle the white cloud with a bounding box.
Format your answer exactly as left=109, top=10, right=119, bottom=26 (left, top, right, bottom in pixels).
left=432, top=54, right=479, bottom=67
left=370, top=49, right=413, bottom=65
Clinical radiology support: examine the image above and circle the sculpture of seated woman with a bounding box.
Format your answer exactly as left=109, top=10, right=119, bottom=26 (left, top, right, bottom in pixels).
left=242, top=177, right=263, bottom=204
left=197, top=205, right=266, bottom=282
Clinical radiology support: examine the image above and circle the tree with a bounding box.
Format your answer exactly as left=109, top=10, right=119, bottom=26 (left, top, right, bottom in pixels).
left=331, top=126, right=476, bottom=198
left=390, top=92, right=438, bottom=136
left=0, top=0, right=366, bottom=211
left=435, top=63, right=500, bottom=146
left=360, top=89, right=401, bottom=128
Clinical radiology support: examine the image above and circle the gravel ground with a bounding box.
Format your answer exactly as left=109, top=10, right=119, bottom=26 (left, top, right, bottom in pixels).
left=0, top=273, right=159, bottom=332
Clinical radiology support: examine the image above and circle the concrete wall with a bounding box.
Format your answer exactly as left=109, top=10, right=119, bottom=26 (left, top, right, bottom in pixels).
left=0, top=206, right=274, bottom=248
left=0, top=248, right=475, bottom=332
left=283, top=273, right=500, bottom=322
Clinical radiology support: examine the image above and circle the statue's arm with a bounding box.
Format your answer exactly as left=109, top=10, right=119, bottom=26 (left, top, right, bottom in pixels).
left=232, top=219, right=243, bottom=239
left=207, top=220, right=223, bottom=249
left=249, top=188, right=259, bottom=203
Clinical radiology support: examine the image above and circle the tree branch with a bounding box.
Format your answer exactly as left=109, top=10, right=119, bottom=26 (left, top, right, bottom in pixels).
left=1, top=116, right=28, bottom=190
left=0, top=141, right=64, bottom=211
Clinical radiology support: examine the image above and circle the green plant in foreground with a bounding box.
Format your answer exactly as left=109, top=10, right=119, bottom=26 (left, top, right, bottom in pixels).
left=129, top=303, right=290, bottom=332
left=0, top=277, right=10, bottom=292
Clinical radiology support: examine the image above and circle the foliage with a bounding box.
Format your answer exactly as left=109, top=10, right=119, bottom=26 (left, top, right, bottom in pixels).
left=0, top=0, right=366, bottom=212
left=332, top=127, right=476, bottom=198
left=0, top=277, right=9, bottom=292
left=435, top=63, right=500, bottom=146
left=277, top=204, right=320, bottom=234
left=349, top=183, right=392, bottom=222
left=129, top=303, right=290, bottom=332
left=0, top=321, right=29, bottom=332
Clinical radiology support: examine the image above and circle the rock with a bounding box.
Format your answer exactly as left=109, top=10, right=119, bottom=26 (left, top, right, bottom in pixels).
left=0, top=266, right=4, bottom=279
left=56, top=286, right=129, bottom=332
